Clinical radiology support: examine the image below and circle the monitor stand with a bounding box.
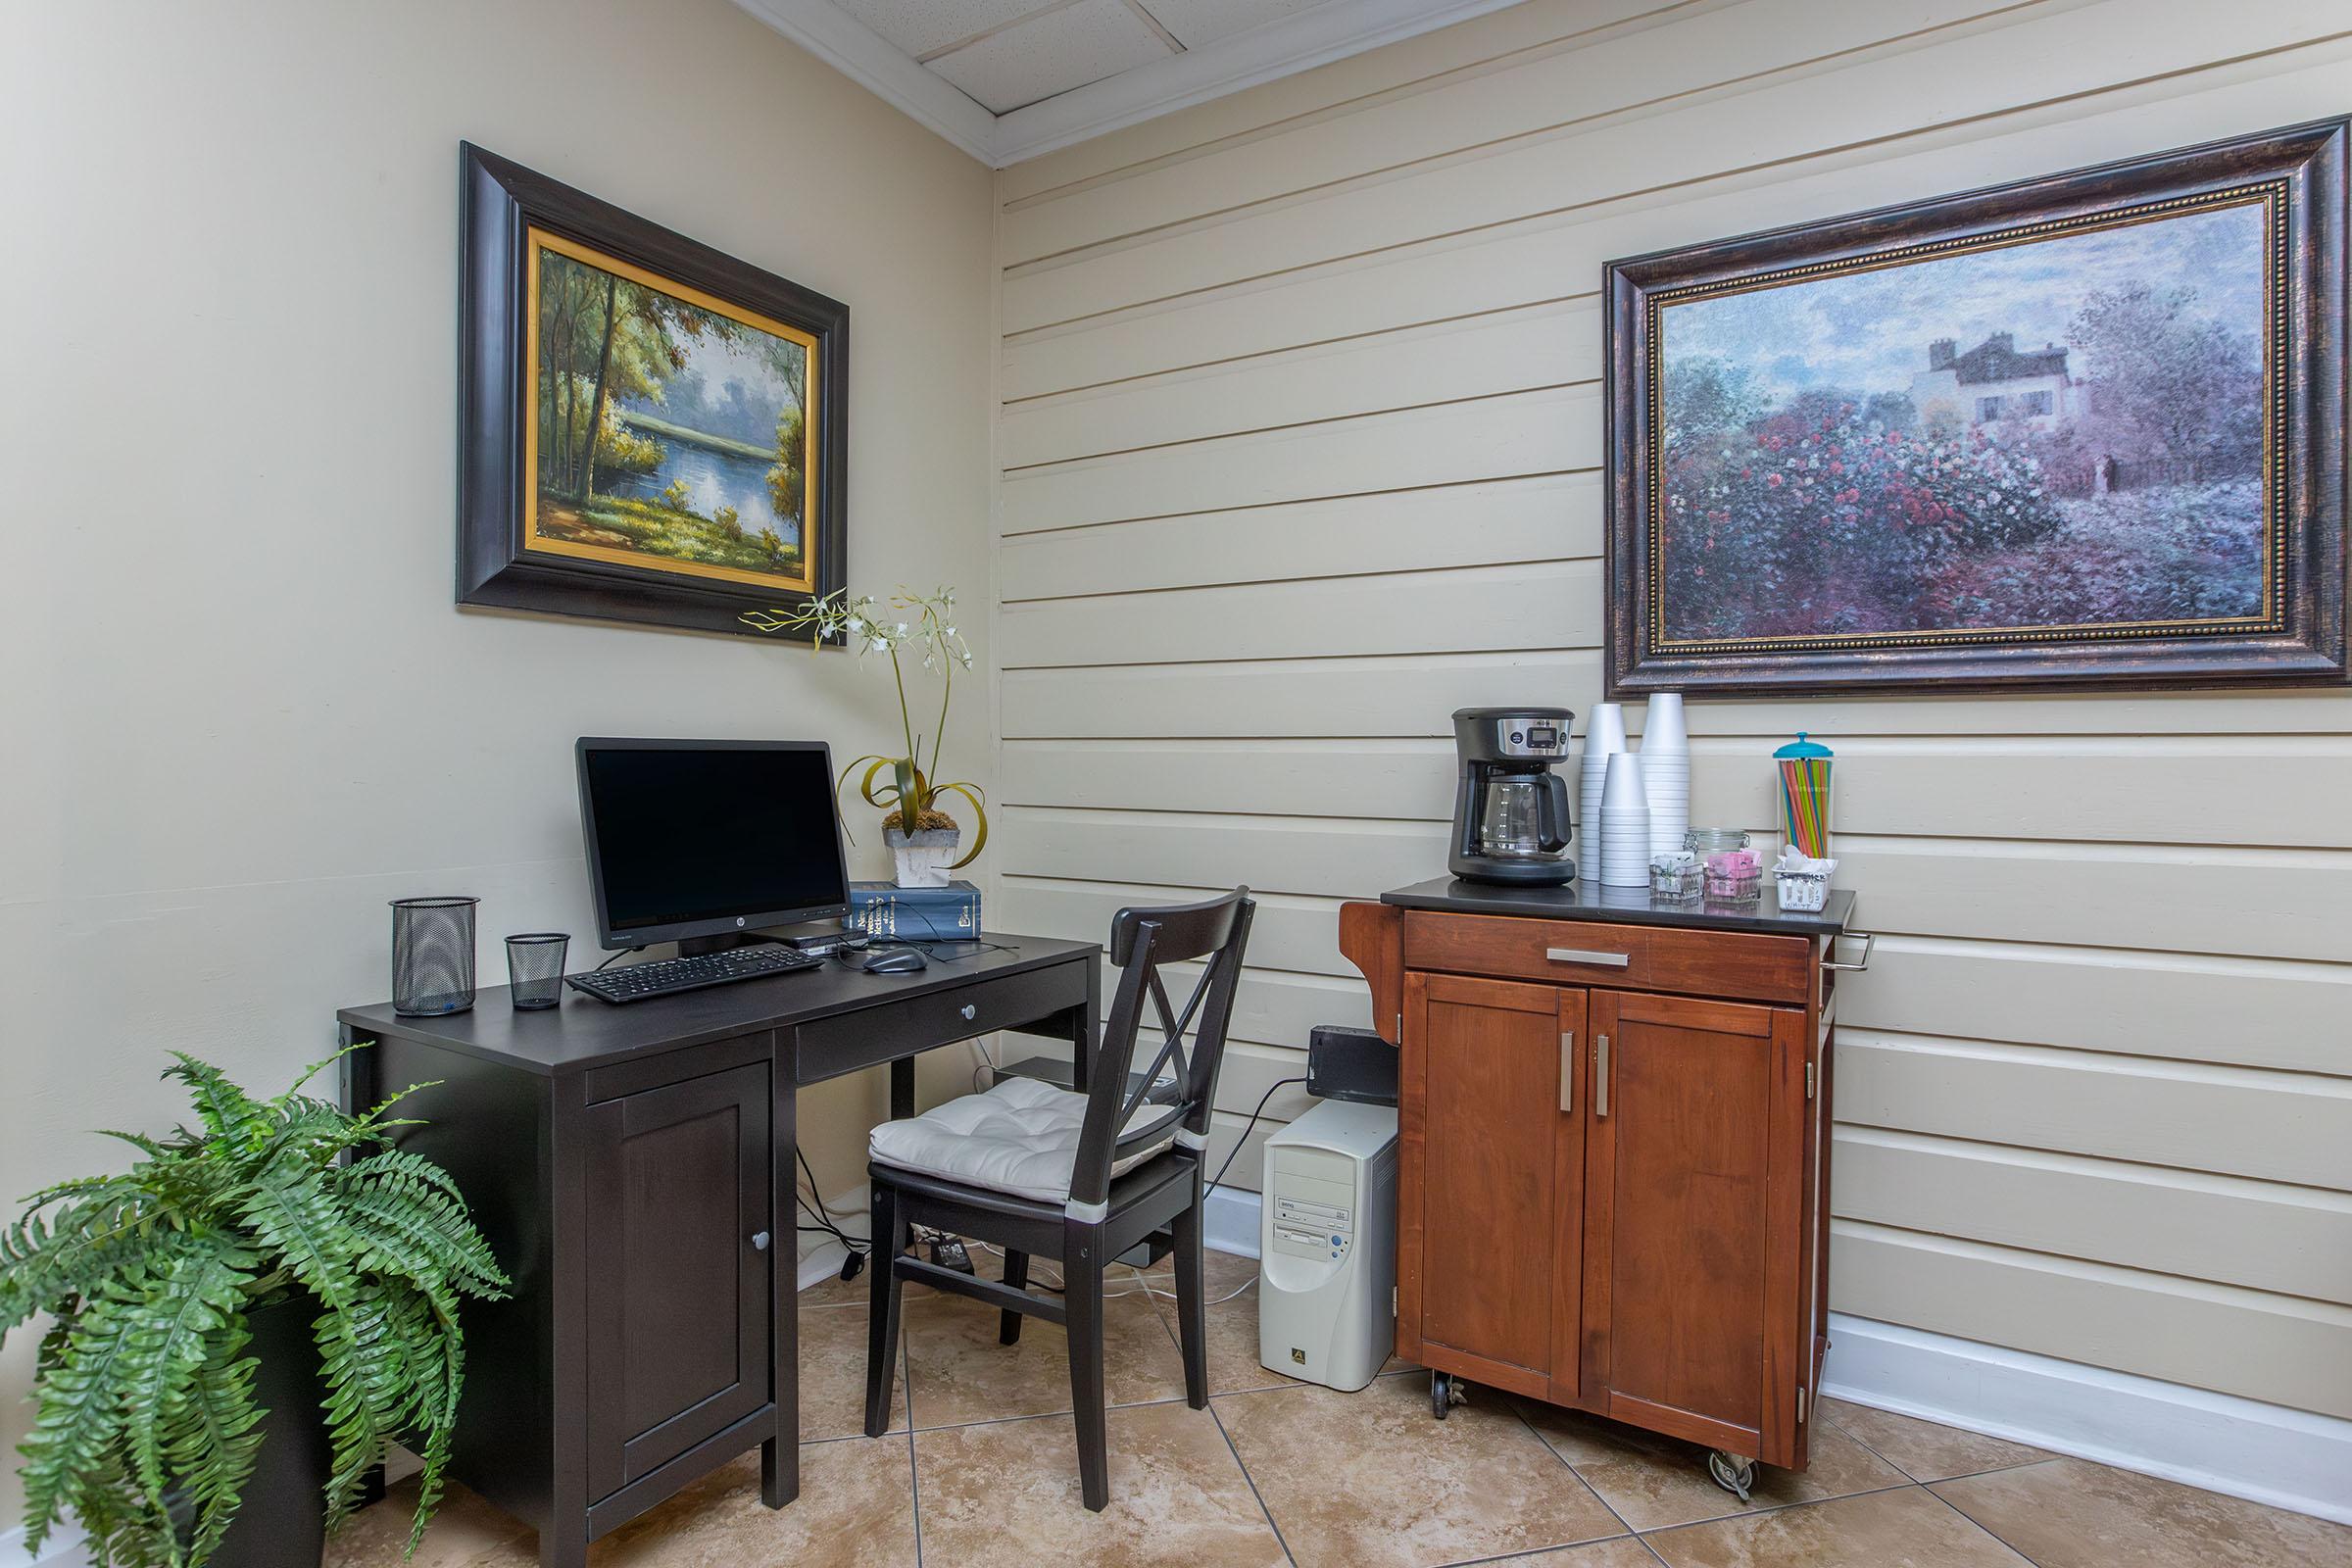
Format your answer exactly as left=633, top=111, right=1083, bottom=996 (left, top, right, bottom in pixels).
left=677, top=933, right=765, bottom=957
left=677, top=919, right=849, bottom=958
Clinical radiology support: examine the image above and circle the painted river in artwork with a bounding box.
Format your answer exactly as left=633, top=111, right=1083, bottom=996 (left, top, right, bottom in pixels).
left=600, top=422, right=799, bottom=547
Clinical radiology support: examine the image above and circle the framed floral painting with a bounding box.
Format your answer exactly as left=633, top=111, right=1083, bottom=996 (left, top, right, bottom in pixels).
left=1604, top=119, right=2346, bottom=696
left=458, top=144, right=848, bottom=637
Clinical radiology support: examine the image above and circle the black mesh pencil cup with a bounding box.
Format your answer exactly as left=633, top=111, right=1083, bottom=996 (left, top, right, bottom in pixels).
left=391, top=897, right=479, bottom=1016
left=506, top=933, right=570, bottom=1010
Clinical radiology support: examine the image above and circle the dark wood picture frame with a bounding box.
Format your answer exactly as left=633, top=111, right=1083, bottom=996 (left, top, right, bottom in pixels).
left=458, top=143, right=848, bottom=639
left=1604, top=119, right=2347, bottom=698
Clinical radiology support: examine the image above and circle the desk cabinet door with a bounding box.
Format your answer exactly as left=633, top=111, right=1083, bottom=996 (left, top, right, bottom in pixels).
left=1400, top=971, right=1583, bottom=1400
left=1583, top=991, right=1806, bottom=1464
left=585, top=1060, right=772, bottom=1499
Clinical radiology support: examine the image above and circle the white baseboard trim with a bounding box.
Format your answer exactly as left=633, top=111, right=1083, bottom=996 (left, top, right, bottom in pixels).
left=1203, top=1184, right=1262, bottom=1259
left=1822, top=1313, right=2352, bottom=1526
left=1199, top=1188, right=2349, bottom=1526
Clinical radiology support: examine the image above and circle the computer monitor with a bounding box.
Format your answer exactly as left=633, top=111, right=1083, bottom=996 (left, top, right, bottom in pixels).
left=576, top=738, right=850, bottom=950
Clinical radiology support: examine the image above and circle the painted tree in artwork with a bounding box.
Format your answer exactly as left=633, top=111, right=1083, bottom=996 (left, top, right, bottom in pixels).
left=762, top=338, right=808, bottom=526
left=2065, top=284, right=2261, bottom=482
left=536, top=253, right=714, bottom=498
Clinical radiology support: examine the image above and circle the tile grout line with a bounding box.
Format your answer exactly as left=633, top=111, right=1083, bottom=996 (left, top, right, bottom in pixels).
left=904, top=1331, right=926, bottom=1568
left=1921, top=1455, right=2066, bottom=1488
left=1153, top=1254, right=1298, bottom=1562
left=1207, top=1395, right=1300, bottom=1566
left=1818, top=1402, right=2065, bottom=1492
left=1915, top=1473, right=2049, bottom=1568
left=1634, top=1481, right=1929, bottom=1543
left=1498, top=1392, right=1641, bottom=1544
left=1437, top=1531, right=1649, bottom=1567
left=1815, top=1405, right=1932, bottom=1486
left=1505, top=1391, right=1959, bottom=1543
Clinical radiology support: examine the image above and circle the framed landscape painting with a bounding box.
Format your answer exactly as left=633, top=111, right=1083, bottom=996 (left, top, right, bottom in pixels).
left=1604, top=119, right=2346, bottom=696
left=459, top=144, right=848, bottom=637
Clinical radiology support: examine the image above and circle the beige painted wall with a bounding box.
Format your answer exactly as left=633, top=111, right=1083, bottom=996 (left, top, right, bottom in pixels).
left=0, top=0, right=993, bottom=1522
left=988, top=0, right=2352, bottom=1419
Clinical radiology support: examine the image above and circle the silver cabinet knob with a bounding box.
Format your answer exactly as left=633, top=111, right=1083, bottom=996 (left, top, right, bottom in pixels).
left=751, top=1231, right=771, bottom=1251
left=959, top=1004, right=977, bottom=1020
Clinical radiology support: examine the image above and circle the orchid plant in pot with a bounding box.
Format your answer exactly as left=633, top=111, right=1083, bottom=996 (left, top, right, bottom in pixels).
left=742, top=586, right=985, bottom=888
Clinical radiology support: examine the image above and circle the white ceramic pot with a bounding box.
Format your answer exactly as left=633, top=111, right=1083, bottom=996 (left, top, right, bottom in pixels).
left=884, top=825, right=960, bottom=889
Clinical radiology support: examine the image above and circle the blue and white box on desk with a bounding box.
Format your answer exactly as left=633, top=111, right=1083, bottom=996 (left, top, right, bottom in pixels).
left=847, top=881, right=981, bottom=940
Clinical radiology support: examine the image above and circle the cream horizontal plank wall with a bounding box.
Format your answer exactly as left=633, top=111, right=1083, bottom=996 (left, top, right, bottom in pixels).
left=1003, top=46, right=2352, bottom=391
left=999, top=0, right=2025, bottom=264
left=1832, top=1223, right=2352, bottom=1417
left=988, top=0, right=2352, bottom=1418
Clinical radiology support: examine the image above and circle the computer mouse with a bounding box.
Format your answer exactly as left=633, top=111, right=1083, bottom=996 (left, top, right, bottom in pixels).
left=859, top=946, right=928, bottom=974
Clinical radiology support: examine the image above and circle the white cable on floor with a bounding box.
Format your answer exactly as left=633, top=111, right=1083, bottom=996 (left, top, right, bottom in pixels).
left=976, top=1242, right=1257, bottom=1305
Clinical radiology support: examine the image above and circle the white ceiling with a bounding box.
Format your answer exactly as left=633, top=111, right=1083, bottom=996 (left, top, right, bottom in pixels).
left=730, top=0, right=1533, bottom=166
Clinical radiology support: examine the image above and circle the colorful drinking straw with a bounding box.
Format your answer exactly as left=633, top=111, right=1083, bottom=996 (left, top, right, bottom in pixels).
left=1774, top=733, right=1834, bottom=859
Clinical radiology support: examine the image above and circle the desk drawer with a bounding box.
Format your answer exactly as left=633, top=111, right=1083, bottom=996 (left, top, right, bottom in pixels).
left=794, top=960, right=1089, bottom=1084
left=1401, top=912, right=1809, bottom=1004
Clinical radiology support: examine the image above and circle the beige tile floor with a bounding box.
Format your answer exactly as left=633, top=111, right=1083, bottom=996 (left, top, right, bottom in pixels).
left=337, top=1250, right=2352, bottom=1568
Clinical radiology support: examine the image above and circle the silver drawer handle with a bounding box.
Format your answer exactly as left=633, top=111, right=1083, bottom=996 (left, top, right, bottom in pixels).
left=751, top=1231, right=771, bottom=1252
left=1546, top=948, right=1632, bottom=967
left=1823, top=932, right=1875, bottom=973
left=959, top=1003, right=977, bottom=1020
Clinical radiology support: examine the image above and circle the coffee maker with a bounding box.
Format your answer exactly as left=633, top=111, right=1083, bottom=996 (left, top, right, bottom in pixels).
left=1449, top=707, right=1577, bottom=885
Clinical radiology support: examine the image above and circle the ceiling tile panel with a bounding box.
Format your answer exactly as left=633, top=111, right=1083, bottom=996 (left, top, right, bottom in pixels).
left=1132, top=0, right=1327, bottom=49
left=835, top=0, right=1059, bottom=61
left=927, top=0, right=1176, bottom=113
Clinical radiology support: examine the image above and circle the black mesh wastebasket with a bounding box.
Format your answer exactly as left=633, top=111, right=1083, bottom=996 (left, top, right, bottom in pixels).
left=391, top=897, right=478, bottom=1016
left=505, top=932, right=570, bottom=1010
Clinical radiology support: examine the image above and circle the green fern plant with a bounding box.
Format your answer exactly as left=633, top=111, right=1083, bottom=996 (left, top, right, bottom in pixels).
left=0, top=1050, right=509, bottom=1566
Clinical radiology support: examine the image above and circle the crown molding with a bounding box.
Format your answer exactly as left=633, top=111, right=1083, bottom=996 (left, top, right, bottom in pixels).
left=990, top=0, right=1530, bottom=165
left=729, top=0, right=1000, bottom=164
left=731, top=0, right=1532, bottom=168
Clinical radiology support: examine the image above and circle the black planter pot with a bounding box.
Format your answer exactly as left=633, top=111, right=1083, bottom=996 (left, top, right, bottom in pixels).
left=172, top=1295, right=332, bottom=1568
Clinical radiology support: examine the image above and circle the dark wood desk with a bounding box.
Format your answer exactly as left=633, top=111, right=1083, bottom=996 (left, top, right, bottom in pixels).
left=337, top=933, right=1100, bottom=1568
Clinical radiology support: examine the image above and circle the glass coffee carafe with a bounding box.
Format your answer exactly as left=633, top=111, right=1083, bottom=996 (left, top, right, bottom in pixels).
left=1478, top=772, right=1569, bottom=858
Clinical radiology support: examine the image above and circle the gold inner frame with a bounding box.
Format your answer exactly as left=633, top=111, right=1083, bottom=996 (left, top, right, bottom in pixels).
left=522, top=226, right=821, bottom=594
left=1644, top=182, right=2289, bottom=657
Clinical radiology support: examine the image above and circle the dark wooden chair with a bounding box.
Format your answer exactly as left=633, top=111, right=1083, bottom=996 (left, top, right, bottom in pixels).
left=860, top=889, right=1256, bottom=1509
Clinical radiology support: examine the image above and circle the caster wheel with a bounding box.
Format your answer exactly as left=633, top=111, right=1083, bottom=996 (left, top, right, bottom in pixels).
left=1430, top=1371, right=1463, bottom=1419
left=1706, top=1448, right=1756, bottom=1501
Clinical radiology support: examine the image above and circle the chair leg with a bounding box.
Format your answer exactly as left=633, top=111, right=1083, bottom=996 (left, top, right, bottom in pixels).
left=863, top=1182, right=905, bottom=1438
left=1173, top=1170, right=1208, bottom=1409
left=1062, top=1220, right=1109, bottom=1511
left=1000, top=1249, right=1029, bottom=1346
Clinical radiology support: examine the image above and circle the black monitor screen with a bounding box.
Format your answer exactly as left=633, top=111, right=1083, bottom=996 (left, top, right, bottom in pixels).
left=579, top=742, right=847, bottom=942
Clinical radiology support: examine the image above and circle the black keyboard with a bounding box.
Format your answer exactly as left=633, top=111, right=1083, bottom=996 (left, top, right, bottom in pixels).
left=566, top=944, right=821, bottom=1004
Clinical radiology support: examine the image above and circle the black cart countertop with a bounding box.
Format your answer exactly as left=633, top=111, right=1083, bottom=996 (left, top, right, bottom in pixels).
left=1380, top=876, right=1854, bottom=938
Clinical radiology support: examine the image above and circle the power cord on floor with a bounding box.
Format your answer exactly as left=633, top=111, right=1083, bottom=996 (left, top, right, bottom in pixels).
left=797, top=1147, right=870, bottom=1280
left=974, top=1243, right=1258, bottom=1306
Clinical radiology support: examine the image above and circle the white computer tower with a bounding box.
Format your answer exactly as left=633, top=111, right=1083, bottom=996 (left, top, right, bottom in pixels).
left=1257, top=1098, right=1398, bottom=1391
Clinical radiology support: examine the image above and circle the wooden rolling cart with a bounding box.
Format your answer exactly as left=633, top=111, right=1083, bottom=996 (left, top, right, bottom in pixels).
left=1340, top=877, right=1866, bottom=1496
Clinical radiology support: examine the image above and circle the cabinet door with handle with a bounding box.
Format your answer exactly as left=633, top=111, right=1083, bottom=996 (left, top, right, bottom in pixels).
left=1582, top=990, right=1807, bottom=1464
left=1400, top=971, right=1582, bottom=1400
left=584, top=1059, right=772, bottom=1499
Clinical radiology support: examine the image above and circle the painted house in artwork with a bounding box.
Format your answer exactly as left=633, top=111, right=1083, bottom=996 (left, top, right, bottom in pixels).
left=1908, top=331, right=2082, bottom=427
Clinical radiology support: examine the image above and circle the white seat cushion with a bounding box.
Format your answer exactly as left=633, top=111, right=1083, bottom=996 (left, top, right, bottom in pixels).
left=867, top=1077, right=1178, bottom=1203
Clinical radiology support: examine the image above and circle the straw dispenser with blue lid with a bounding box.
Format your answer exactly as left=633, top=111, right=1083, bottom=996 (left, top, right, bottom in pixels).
left=1774, top=733, right=1834, bottom=859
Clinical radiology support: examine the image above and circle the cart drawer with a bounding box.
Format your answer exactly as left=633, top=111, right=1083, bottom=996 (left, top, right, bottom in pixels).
left=1401, top=911, right=1809, bottom=1004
